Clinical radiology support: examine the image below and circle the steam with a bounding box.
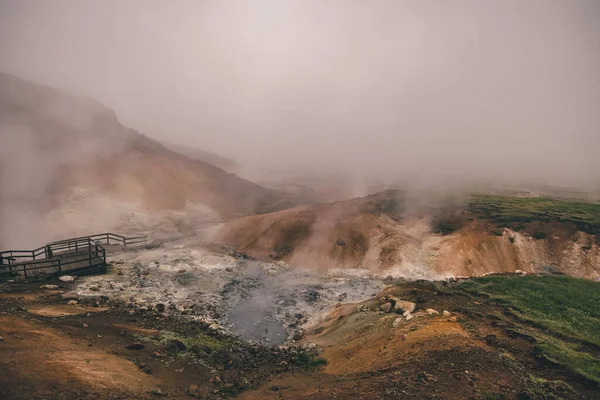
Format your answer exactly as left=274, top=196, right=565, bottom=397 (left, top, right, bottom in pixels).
left=1, top=1, right=599, bottom=249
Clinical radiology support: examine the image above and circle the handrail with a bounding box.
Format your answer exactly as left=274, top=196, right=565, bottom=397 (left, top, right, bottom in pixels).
left=0, top=232, right=146, bottom=267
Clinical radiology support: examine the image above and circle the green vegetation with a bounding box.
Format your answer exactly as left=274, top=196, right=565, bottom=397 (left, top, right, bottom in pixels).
left=458, top=275, right=600, bottom=383
left=139, top=330, right=230, bottom=352
left=293, top=352, right=328, bottom=368
left=469, top=195, right=600, bottom=234
left=435, top=220, right=460, bottom=235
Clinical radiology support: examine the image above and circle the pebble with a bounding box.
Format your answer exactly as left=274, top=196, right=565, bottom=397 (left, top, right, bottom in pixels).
left=59, top=275, right=76, bottom=282
left=40, top=285, right=59, bottom=290
left=443, top=310, right=451, bottom=317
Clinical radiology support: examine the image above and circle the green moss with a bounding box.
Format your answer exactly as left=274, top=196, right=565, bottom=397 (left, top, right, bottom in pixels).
left=458, top=275, right=600, bottom=383
left=469, top=195, right=600, bottom=235
left=137, top=330, right=230, bottom=352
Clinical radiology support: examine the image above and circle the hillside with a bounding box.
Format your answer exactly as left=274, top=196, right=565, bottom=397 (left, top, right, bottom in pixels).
left=216, top=191, right=600, bottom=279
left=0, top=73, right=291, bottom=247
left=160, top=140, right=240, bottom=174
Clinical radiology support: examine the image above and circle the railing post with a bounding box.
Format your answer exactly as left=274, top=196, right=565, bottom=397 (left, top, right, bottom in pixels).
left=75, top=241, right=78, bottom=252
left=23, top=264, right=26, bottom=279
left=58, top=260, right=62, bottom=273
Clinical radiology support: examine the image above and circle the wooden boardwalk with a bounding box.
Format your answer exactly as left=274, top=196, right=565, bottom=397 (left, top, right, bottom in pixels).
left=0, top=233, right=146, bottom=281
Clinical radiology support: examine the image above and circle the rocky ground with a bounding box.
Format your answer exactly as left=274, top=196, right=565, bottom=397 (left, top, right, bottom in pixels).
left=73, top=236, right=384, bottom=346
left=1, top=239, right=598, bottom=399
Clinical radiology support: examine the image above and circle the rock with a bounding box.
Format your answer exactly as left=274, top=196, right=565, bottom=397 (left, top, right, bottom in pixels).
left=165, top=339, right=186, bottom=353
left=67, top=300, right=78, bottom=305
left=305, top=290, right=320, bottom=303
left=188, top=385, right=199, bottom=394
left=357, top=304, right=367, bottom=312
left=156, top=303, right=166, bottom=313
left=82, top=323, right=88, bottom=328
left=443, top=310, right=451, bottom=317
left=405, top=313, right=414, bottom=321
left=338, top=292, right=348, bottom=301
left=0, top=335, right=4, bottom=341
left=514, top=269, right=523, bottom=274
left=485, top=334, right=498, bottom=345
left=336, top=239, right=346, bottom=246
left=40, top=285, right=59, bottom=290
left=426, top=308, right=440, bottom=315
left=58, top=275, right=76, bottom=282
left=60, top=291, right=76, bottom=300
left=379, top=302, right=393, bottom=312
left=125, top=343, right=145, bottom=350
left=392, top=318, right=403, bottom=328
left=394, top=300, right=416, bottom=314
left=225, top=267, right=233, bottom=272
left=379, top=296, right=388, bottom=305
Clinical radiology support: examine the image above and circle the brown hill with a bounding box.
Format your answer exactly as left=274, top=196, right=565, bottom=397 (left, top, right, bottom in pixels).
left=216, top=190, right=600, bottom=279
left=0, top=73, right=291, bottom=247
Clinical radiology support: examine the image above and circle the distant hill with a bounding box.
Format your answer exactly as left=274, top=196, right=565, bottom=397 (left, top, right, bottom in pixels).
left=0, top=72, right=292, bottom=246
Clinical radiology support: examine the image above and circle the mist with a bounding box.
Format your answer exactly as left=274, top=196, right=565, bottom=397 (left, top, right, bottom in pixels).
left=1, top=0, right=599, bottom=190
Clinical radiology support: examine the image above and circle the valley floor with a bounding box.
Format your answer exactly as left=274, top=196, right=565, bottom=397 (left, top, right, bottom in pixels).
left=1, top=273, right=598, bottom=399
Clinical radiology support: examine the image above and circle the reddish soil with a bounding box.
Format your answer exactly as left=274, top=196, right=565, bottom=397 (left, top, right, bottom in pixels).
left=1, top=279, right=598, bottom=399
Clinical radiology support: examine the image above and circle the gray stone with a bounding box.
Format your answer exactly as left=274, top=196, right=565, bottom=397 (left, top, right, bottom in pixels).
left=394, top=300, right=416, bottom=314
left=58, top=275, right=76, bottom=282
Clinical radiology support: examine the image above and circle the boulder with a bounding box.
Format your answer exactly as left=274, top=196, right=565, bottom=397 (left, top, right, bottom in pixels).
left=58, top=275, right=76, bottom=282
left=165, top=339, right=186, bottom=353
left=67, top=300, right=78, bottom=305
left=405, top=313, right=414, bottom=321
left=379, top=296, right=388, bottom=305
left=392, top=318, right=403, bottom=328
left=442, top=310, right=451, bottom=317
left=380, top=302, right=393, bottom=313
left=394, top=300, right=416, bottom=314
left=426, top=308, right=440, bottom=315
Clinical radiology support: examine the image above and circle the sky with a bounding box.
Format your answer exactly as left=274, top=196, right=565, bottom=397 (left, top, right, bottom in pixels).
left=1, top=0, right=599, bottom=187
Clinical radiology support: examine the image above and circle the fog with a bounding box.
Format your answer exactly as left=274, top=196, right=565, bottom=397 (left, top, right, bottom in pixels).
left=1, top=0, right=599, bottom=189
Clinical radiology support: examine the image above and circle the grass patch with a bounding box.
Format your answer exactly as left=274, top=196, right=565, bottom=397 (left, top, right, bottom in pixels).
left=458, top=275, right=600, bottom=383
left=293, top=352, right=328, bottom=368
left=469, top=195, right=600, bottom=234
left=137, top=330, right=230, bottom=353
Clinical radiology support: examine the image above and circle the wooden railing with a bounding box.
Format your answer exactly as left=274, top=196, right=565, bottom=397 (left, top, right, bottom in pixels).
left=0, top=232, right=147, bottom=280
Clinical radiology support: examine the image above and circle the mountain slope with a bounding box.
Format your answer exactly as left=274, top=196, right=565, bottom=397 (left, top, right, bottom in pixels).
left=0, top=73, right=291, bottom=247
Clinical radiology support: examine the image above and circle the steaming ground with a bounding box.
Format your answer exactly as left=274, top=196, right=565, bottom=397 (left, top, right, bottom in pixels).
left=73, top=234, right=384, bottom=345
